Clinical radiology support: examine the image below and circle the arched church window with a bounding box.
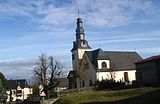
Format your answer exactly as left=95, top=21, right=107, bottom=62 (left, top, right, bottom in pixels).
left=80, top=28, right=84, bottom=33
left=82, top=40, right=85, bottom=44
left=80, top=22, right=83, bottom=27
left=124, top=72, right=129, bottom=83
left=72, top=54, right=75, bottom=60
left=84, top=63, right=89, bottom=69
left=89, top=80, right=93, bottom=86
left=82, top=80, right=85, bottom=87
left=102, top=62, right=107, bottom=68
left=81, top=41, right=86, bottom=47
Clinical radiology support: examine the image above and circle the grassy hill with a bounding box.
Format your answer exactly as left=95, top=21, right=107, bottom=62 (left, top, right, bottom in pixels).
left=54, top=87, right=160, bottom=104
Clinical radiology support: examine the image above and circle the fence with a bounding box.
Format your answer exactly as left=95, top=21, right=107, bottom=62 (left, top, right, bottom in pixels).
left=58, top=87, right=95, bottom=97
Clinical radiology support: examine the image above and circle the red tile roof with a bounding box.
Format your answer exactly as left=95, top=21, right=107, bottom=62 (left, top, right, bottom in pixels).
left=136, top=55, right=160, bottom=64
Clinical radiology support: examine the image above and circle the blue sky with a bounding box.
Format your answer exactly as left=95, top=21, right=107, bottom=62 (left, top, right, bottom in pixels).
left=0, top=0, right=160, bottom=80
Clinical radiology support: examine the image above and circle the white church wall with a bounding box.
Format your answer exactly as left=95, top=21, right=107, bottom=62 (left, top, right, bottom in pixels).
left=96, top=70, right=136, bottom=83
left=72, top=49, right=91, bottom=71
left=96, top=72, right=108, bottom=81
left=78, top=49, right=91, bottom=59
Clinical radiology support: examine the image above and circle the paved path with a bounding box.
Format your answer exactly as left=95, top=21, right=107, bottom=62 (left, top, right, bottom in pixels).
left=42, top=98, right=59, bottom=104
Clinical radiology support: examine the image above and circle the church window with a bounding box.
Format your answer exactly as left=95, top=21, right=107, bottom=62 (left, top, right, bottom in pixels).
left=102, top=62, right=107, bottom=68
left=82, top=40, right=85, bottom=44
left=89, top=80, right=93, bottom=86
left=80, top=29, right=84, bottom=33
left=80, top=22, right=83, bottom=27
left=124, top=72, right=129, bottom=83
left=82, top=80, right=85, bottom=87
left=84, top=63, right=89, bottom=69
left=74, top=82, right=77, bottom=88
left=81, top=40, right=86, bottom=47
left=72, top=54, right=75, bottom=60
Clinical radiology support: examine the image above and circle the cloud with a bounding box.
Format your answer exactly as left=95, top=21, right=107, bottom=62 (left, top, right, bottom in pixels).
left=0, top=0, right=160, bottom=79
left=137, top=47, right=160, bottom=53
left=0, top=55, right=71, bottom=80
left=88, top=30, right=160, bottom=44
left=0, top=58, right=36, bottom=79
left=136, top=47, right=160, bottom=58
left=0, top=1, right=33, bottom=17
left=75, top=0, right=160, bottom=27
left=0, top=30, right=73, bottom=55
left=0, top=0, right=160, bottom=29
left=86, top=30, right=160, bottom=57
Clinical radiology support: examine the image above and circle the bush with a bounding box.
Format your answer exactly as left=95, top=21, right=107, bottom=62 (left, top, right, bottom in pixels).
left=95, top=79, right=125, bottom=90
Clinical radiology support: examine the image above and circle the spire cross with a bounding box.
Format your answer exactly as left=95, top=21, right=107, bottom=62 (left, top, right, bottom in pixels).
left=78, top=8, right=80, bottom=18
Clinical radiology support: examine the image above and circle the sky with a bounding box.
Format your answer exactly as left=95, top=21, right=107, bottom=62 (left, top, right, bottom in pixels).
left=0, top=0, right=160, bottom=80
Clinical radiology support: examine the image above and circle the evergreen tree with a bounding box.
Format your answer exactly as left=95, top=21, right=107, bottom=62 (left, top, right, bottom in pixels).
left=0, top=72, right=9, bottom=90
left=0, top=72, right=7, bottom=103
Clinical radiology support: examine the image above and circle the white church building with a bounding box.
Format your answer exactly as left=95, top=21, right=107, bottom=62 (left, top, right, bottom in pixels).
left=68, top=17, right=142, bottom=89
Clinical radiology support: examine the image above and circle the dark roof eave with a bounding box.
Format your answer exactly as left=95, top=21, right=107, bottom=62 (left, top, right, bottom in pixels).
left=97, top=68, right=136, bottom=72
left=135, top=55, right=160, bottom=64
left=67, top=70, right=80, bottom=78
left=71, top=46, right=91, bottom=52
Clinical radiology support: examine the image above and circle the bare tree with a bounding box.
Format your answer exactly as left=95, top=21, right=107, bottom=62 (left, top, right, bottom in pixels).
left=107, top=63, right=117, bottom=81
left=34, top=54, right=48, bottom=86
left=108, top=68, right=116, bottom=81
left=48, top=56, right=63, bottom=90
left=33, top=54, right=63, bottom=98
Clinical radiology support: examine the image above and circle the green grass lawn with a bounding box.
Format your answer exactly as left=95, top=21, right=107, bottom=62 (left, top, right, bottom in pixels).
left=54, top=87, right=160, bottom=104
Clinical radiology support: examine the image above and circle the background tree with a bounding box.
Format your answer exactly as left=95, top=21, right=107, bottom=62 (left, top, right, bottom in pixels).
left=33, top=54, right=63, bottom=98
left=0, top=72, right=8, bottom=103
left=0, top=72, right=9, bottom=90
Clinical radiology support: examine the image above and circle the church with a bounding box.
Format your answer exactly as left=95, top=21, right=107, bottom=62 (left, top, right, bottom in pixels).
left=68, top=17, right=142, bottom=89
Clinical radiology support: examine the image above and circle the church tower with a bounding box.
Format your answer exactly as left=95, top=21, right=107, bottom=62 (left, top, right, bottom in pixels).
left=71, top=18, right=91, bottom=71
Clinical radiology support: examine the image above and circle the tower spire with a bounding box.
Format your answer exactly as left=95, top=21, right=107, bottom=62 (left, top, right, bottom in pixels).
left=76, top=17, right=84, bottom=41
left=71, top=17, right=91, bottom=51
left=71, top=17, right=92, bottom=72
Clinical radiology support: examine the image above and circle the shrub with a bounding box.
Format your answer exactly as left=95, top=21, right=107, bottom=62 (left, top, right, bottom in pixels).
left=95, top=79, right=125, bottom=90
